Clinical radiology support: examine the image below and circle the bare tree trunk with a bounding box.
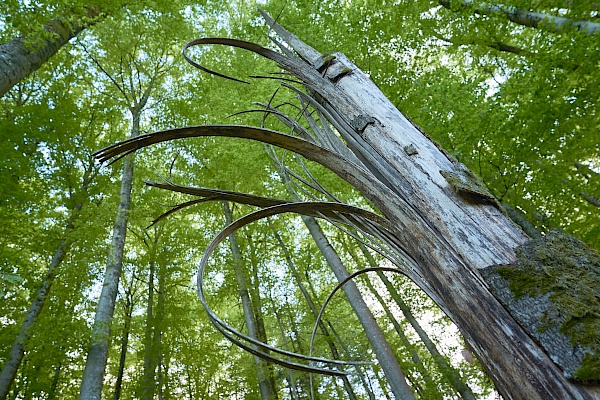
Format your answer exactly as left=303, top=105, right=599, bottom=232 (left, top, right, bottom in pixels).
left=156, top=262, right=166, bottom=400
left=273, top=307, right=300, bottom=400
left=0, top=6, right=104, bottom=98
left=325, top=322, right=377, bottom=400
left=79, top=108, right=141, bottom=400
left=47, top=361, right=62, bottom=400
left=0, top=160, right=94, bottom=400
left=283, top=304, right=319, bottom=397
left=223, top=202, right=278, bottom=400
left=439, top=0, right=600, bottom=34
left=302, top=216, right=416, bottom=400
left=113, top=284, right=134, bottom=400
left=141, top=231, right=160, bottom=400
left=257, top=22, right=598, bottom=397
left=245, top=235, right=280, bottom=395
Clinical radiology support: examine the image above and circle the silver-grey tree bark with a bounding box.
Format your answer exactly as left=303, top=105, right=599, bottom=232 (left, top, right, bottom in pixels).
left=79, top=40, right=166, bottom=397
left=223, top=202, right=278, bottom=400
left=79, top=107, right=142, bottom=400
left=359, top=276, right=438, bottom=398
left=0, top=158, right=95, bottom=400
left=439, top=0, right=600, bottom=35
left=0, top=6, right=103, bottom=98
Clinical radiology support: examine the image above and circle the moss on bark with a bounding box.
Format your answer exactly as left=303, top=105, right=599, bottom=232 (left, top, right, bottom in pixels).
left=482, top=230, right=600, bottom=383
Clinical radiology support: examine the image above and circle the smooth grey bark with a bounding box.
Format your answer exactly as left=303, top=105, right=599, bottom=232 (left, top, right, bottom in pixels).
left=113, top=282, right=134, bottom=400
left=273, top=307, right=300, bottom=400
left=141, top=232, right=160, bottom=400
left=0, top=160, right=94, bottom=400
left=302, top=216, right=416, bottom=400
left=439, top=0, right=600, bottom=34
left=79, top=107, right=142, bottom=400
left=223, top=202, right=278, bottom=400
left=270, top=227, right=359, bottom=400
left=0, top=6, right=103, bottom=98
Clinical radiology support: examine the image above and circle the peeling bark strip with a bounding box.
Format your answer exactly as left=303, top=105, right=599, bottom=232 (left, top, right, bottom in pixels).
left=0, top=6, right=103, bottom=98
left=94, top=10, right=600, bottom=400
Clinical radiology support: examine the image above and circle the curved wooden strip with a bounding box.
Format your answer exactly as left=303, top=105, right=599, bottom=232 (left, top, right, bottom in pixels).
left=92, top=125, right=408, bottom=228
left=182, top=38, right=292, bottom=84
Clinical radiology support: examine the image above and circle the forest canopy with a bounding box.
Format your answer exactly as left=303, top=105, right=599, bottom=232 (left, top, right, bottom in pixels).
left=0, top=1, right=598, bottom=399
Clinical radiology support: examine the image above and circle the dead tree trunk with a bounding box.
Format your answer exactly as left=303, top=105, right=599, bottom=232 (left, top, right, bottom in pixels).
left=265, top=15, right=600, bottom=398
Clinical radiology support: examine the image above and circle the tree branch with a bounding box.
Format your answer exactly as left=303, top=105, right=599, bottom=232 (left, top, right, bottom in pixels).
left=439, top=0, right=600, bottom=35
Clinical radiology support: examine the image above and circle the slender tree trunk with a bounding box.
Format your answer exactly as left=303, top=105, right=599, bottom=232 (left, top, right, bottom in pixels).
left=79, top=109, right=141, bottom=400
left=350, top=242, right=476, bottom=399
left=141, top=233, right=160, bottom=400
left=301, top=216, right=415, bottom=400
left=113, top=288, right=134, bottom=400
left=283, top=305, right=319, bottom=398
left=325, top=322, right=376, bottom=400
left=270, top=226, right=359, bottom=400
left=0, top=6, right=104, bottom=98
left=0, top=162, right=94, bottom=400
left=373, top=268, right=476, bottom=400
left=47, top=361, right=62, bottom=400
left=223, top=202, right=278, bottom=400
left=246, top=236, right=280, bottom=394
left=156, top=262, right=166, bottom=400
left=439, top=0, right=600, bottom=34
left=273, top=307, right=300, bottom=400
